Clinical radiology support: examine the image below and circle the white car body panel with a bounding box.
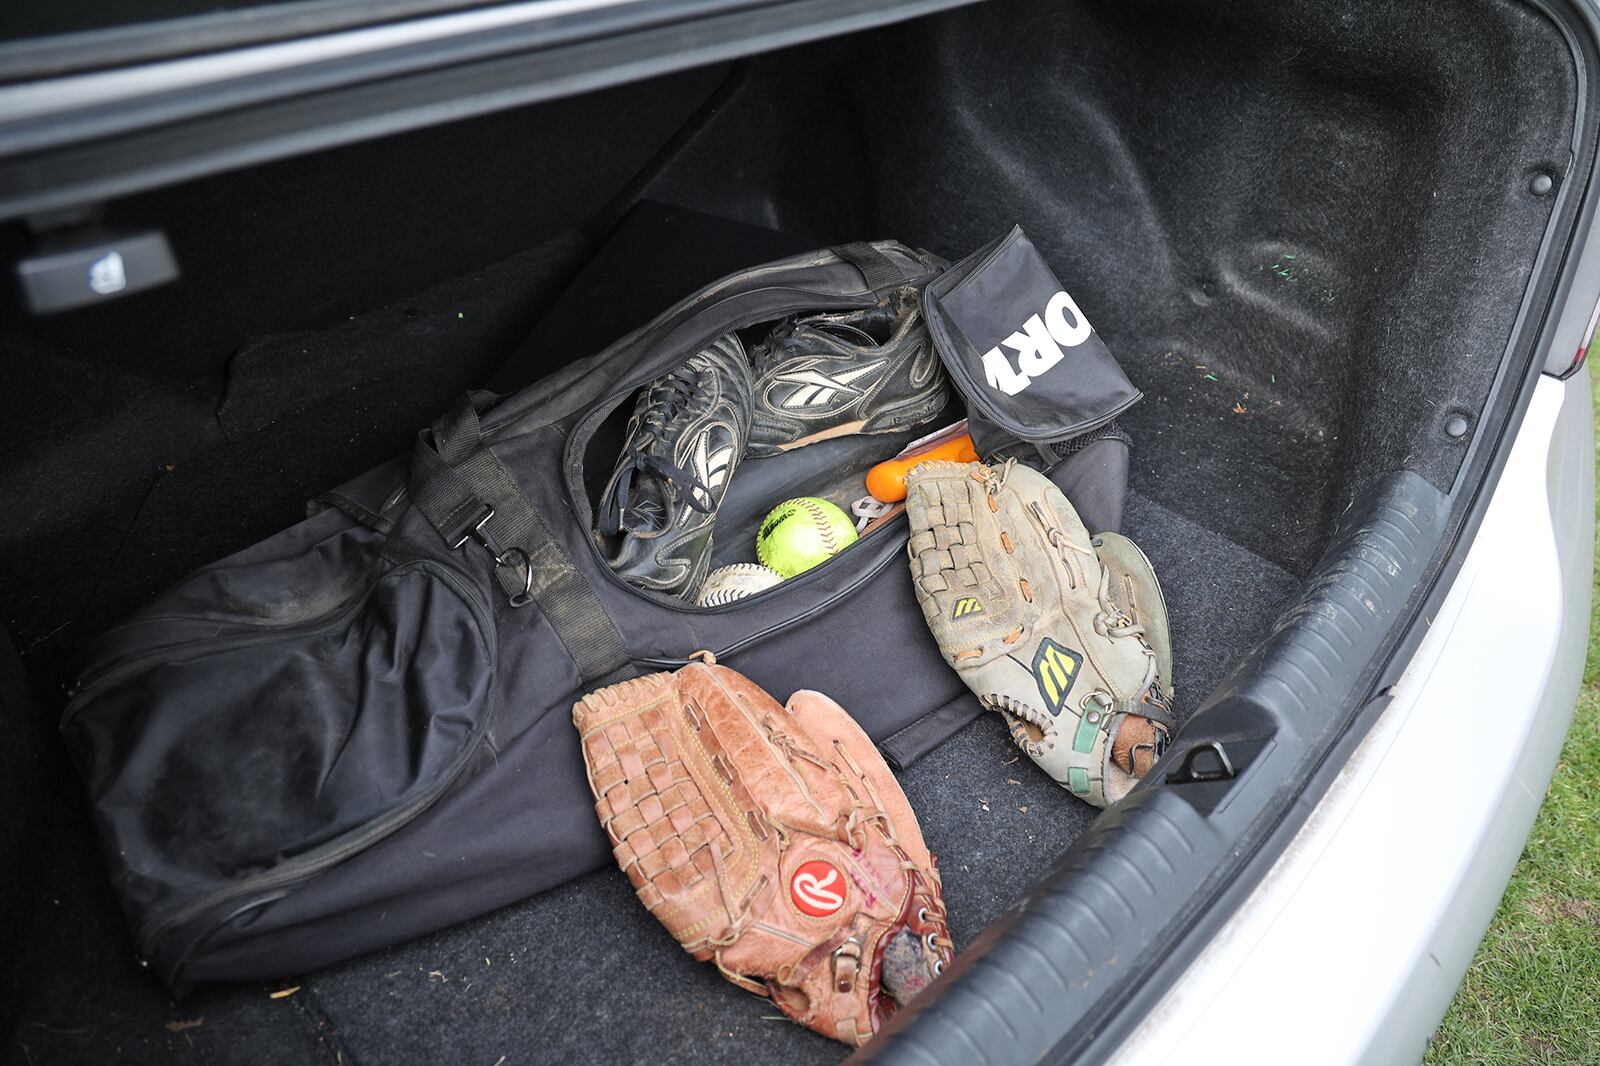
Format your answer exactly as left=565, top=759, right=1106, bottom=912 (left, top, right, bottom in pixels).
left=1107, top=368, right=1594, bottom=1066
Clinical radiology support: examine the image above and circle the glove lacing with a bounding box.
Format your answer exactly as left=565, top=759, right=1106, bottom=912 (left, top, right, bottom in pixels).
left=1028, top=491, right=1166, bottom=706
left=725, top=720, right=955, bottom=1000
left=994, top=460, right=1170, bottom=718
left=823, top=736, right=952, bottom=966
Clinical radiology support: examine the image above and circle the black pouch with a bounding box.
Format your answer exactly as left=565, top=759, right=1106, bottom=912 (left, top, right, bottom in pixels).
left=922, top=225, right=1141, bottom=461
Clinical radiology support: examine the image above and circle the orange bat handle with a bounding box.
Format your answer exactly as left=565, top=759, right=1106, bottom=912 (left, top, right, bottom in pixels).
left=866, top=433, right=980, bottom=502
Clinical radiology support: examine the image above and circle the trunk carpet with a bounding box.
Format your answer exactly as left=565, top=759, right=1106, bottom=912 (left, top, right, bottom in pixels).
left=3, top=205, right=1298, bottom=1063
left=281, top=489, right=1297, bottom=1066
left=5, top=490, right=1296, bottom=1066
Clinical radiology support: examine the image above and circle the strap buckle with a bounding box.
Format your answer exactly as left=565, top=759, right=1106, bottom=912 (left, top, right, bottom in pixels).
left=448, top=504, right=535, bottom=608
left=446, top=503, right=497, bottom=552
left=454, top=506, right=529, bottom=574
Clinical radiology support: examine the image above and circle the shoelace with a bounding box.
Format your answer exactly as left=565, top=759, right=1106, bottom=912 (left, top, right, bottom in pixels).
left=984, top=456, right=1019, bottom=494
left=751, top=315, right=880, bottom=377
left=597, top=367, right=716, bottom=535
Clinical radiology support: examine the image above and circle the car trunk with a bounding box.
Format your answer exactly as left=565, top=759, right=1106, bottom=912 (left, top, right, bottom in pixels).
left=0, top=0, right=1582, bottom=1062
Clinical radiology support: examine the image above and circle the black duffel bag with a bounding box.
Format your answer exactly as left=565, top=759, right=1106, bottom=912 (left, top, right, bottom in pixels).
left=62, top=232, right=1138, bottom=989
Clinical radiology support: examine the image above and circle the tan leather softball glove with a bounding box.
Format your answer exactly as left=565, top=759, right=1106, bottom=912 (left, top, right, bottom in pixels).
left=572, top=658, right=953, bottom=1046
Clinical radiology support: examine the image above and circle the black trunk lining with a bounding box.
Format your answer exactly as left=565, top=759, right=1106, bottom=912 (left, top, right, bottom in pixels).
left=0, top=0, right=1576, bottom=1056
left=1, top=489, right=1295, bottom=1066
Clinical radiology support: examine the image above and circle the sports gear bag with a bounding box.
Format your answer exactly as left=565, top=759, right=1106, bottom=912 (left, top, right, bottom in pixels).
left=62, top=235, right=1136, bottom=989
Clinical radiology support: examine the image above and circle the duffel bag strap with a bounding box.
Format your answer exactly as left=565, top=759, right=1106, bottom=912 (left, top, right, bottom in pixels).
left=410, top=393, right=633, bottom=688
left=833, top=241, right=908, bottom=291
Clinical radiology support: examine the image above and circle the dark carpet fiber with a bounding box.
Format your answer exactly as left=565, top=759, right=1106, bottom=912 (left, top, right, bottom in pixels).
left=0, top=202, right=1298, bottom=1062
left=5, top=485, right=1294, bottom=1066
left=2, top=0, right=1573, bottom=1052
left=0, top=232, right=587, bottom=688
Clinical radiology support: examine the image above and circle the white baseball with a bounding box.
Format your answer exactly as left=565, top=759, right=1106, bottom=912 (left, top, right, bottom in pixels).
left=695, top=563, right=784, bottom=607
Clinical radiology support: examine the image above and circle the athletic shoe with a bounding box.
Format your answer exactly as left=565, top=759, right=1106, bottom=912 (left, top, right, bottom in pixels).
left=746, top=292, right=950, bottom=457
left=596, top=334, right=753, bottom=598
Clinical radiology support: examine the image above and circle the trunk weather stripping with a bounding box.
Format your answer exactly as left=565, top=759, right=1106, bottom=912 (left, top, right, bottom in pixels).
left=1563, top=293, right=1600, bottom=378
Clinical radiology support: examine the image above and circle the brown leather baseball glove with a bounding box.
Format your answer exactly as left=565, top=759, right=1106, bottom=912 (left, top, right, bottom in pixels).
left=572, top=657, right=953, bottom=1046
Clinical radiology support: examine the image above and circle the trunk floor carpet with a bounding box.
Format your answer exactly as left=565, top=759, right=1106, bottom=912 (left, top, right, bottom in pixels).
left=289, top=489, right=1297, bottom=1066
left=6, top=490, right=1296, bottom=1066
left=4, top=204, right=1300, bottom=1063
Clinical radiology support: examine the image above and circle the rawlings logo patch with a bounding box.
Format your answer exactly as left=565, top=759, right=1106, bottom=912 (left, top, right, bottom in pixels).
left=951, top=596, right=984, bottom=620
left=790, top=860, right=847, bottom=917
left=1032, top=639, right=1082, bottom=716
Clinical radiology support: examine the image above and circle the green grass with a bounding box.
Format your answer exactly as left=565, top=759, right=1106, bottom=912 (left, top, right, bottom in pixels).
left=1425, top=373, right=1600, bottom=1065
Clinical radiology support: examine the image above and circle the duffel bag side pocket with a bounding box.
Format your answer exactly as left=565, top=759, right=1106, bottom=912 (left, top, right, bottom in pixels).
left=62, top=557, right=497, bottom=985
left=922, top=225, right=1142, bottom=460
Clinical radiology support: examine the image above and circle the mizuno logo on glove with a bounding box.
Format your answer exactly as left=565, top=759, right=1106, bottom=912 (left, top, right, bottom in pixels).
left=980, top=289, right=1094, bottom=396
left=1032, top=639, right=1083, bottom=715
left=951, top=596, right=984, bottom=619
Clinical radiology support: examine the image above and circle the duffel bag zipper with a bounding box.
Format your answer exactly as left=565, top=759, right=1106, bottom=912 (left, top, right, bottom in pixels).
left=595, top=505, right=908, bottom=618
left=63, top=560, right=491, bottom=717
left=65, top=593, right=371, bottom=712
left=493, top=270, right=900, bottom=438
left=635, top=516, right=907, bottom=668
